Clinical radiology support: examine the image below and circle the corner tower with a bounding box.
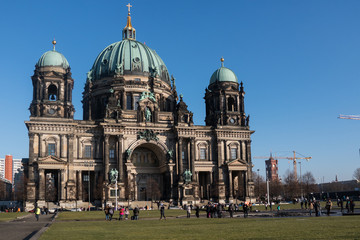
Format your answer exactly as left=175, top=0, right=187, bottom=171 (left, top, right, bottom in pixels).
left=205, top=58, right=248, bottom=127
left=29, top=40, right=75, bottom=119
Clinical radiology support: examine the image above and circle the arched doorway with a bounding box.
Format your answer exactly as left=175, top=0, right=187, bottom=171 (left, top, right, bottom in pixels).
left=129, top=143, right=168, bottom=201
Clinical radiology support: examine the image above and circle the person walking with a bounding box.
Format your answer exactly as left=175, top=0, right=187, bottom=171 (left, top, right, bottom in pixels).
left=229, top=203, right=234, bottom=218
left=124, top=207, right=129, bottom=220
left=187, top=205, right=191, bottom=218
left=160, top=203, right=166, bottom=220
left=243, top=203, right=249, bottom=218
left=309, top=201, right=314, bottom=216
left=325, top=199, right=332, bottom=216
left=35, top=206, right=41, bottom=221
left=108, top=206, right=114, bottom=221
left=119, top=206, right=124, bottom=220
left=104, top=205, right=110, bottom=221
left=195, top=205, right=200, bottom=218
left=133, top=207, right=139, bottom=220
left=206, top=203, right=211, bottom=218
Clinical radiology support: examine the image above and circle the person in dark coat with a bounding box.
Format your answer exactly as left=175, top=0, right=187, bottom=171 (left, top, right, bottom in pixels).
left=243, top=203, right=249, bottom=218
left=133, top=207, right=139, bottom=220
left=108, top=206, right=114, bottom=221
left=195, top=205, right=200, bottom=218
left=228, top=203, right=234, bottom=218
left=314, top=200, right=319, bottom=217
left=350, top=200, right=355, bottom=213
left=206, top=203, right=211, bottom=218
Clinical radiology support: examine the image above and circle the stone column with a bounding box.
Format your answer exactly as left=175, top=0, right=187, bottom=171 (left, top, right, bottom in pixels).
left=178, top=138, right=183, bottom=180
left=117, top=135, right=124, bottom=182
left=208, top=140, right=212, bottom=161
left=217, top=140, right=223, bottom=180
left=39, top=169, right=45, bottom=200
left=61, top=135, right=67, bottom=158
left=190, top=138, right=195, bottom=181
left=122, top=91, right=126, bottom=110
left=77, top=136, right=80, bottom=159
left=104, top=135, right=110, bottom=182
left=175, top=141, right=179, bottom=175
left=28, top=133, right=35, bottom=181
left=229, top=170, right=233, bottom=198
left=241, top=141, right=246, bottom=160
left=39, top=134, right=43, bottom=157
left=68, top=134, right=75, bottom=183
left=133, top=173, right=137, bottom=200
left=77, top=170, right=82, bottom=200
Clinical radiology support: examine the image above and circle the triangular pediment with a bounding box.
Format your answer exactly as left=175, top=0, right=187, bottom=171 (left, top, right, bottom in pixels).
left=227, top=158, right=248, bottom=171
left=227, top=158, right=247, bottom=166
left=38, top=155, right=66, bottom=164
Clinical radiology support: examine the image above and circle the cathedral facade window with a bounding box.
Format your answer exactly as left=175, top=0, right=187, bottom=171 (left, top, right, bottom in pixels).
left=84, top=145, right=92, bottom=159
left=230, top=148, right=237, bottom=160
left=48, top=143, right=56, bottom=156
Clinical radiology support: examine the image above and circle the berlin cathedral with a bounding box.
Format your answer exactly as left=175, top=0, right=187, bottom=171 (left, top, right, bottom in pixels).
left=24, top=5, right=255, bottom=210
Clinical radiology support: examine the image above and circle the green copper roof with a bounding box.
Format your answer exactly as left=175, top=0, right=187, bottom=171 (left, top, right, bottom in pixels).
left=209, top=66, right=238, bottom=85
left=88, top=39, right=170, bottom=83
left=36, top=50, right=69, bottom=69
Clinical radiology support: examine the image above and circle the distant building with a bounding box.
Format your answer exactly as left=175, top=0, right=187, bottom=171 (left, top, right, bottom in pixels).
left=0, top=158, right=4, bottom=179
left=265, top=156, right=279, bottom=181
left=5, top=155, right=13, bottom=183
left=0, top=178, right=12, bottom=200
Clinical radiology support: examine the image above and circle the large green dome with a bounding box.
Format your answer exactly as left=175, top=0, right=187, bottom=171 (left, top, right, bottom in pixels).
left=209, top=66, right=238, bottom=85
left=36, top=50, right=69, bottom=69
left=88, top=39, right=170, bottom=83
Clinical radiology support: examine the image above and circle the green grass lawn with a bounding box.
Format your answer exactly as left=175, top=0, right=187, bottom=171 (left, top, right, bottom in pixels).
left=0, top=212, right=29, bottom=222
left=41, top=215, right=360, bottom=240
left=57, top=209, right=187, bottom=221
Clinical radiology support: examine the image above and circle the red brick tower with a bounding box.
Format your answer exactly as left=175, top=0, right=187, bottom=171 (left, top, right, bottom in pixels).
left=5, top=155, right=13, bottom=183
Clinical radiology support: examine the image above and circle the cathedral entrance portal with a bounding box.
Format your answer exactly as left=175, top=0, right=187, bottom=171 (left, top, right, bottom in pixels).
left=130, top=144, right=167, bottom=201
left=45, top=170, right=59, bottom=202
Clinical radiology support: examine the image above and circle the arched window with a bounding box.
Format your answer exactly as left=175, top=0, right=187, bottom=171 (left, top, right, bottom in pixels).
left=48, top=84, right=57, bottom=101
left=228, top=97, right=235, bottom=111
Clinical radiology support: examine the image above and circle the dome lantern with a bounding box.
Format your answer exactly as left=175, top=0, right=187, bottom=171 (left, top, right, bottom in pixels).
left=122, top=3, right=136, bottom=40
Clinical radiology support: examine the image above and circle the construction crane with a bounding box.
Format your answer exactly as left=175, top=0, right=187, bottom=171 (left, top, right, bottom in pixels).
left=254, top=151, right=312, bottom=181
left=338, top=114, right=360, bottom=120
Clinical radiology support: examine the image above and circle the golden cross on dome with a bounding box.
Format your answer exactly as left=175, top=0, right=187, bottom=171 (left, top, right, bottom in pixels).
left=126, top=3, right=132, bottom=15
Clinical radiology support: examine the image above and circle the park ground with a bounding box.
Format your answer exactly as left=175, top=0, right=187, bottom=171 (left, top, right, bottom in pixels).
left=1, top=204, right=360, bottom=239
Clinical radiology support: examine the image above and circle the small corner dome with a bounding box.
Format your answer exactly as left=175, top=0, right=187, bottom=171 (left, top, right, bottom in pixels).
left=209, top=67, right=238, bottom=85
left=36, top=50, right=70, bottom=69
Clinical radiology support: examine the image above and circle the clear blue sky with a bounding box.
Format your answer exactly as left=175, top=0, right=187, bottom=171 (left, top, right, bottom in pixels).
left=1, top=0, right=360, bottom=183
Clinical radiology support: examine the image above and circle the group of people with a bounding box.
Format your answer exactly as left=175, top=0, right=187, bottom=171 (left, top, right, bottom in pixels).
left=104, top=205, right=134, bottom=221
left=337, top=196, right=356, bottom=213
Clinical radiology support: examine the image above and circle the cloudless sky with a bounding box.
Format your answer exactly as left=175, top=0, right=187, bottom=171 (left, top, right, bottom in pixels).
left=1, top=0, right=360, bottom=183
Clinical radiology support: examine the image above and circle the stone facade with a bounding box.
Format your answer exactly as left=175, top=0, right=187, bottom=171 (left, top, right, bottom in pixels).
left=24, top=11, right=255, bottom=210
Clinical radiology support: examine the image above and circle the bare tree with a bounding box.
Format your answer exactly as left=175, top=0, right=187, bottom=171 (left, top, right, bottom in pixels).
left=252, top=171, right=266, bottom=200
left=353, top=168, right=360, bottom=181
left=301, top=171, right=318, bottom=196
left=283, top=170, right=299, bottom=200
left=269, top=179, right=283, bottom=199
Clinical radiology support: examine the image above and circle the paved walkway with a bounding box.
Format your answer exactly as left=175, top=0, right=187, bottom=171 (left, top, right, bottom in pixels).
left=0, top=213, right=54, bottom=240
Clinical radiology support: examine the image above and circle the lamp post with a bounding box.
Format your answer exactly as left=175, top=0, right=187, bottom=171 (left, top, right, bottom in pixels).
left=299, top=161, right=302, bottom=199
left=257, top=169, right=260, bottom=201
